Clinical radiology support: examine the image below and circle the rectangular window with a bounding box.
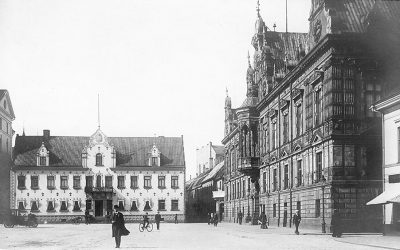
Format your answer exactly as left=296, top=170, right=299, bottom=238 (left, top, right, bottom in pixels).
left=171, top=176, right=179, bottom=189
left=31, top=201, right=39, bottom=211
left=117, top=176, right=125, bottom=189
left=47, top=201, right=55, bottom=211
left=297, top=160, right=302, bottom=187
left=18, top=201, right=25, bottom=211
left=273, top=204, right=276, bottom=217
left=296, top=104, right=302, bottom=137
left=158, top=200, right=166, bottom=210
left=60, top=201, right=68, bottom=211
left=316, top=152, right=322, bottom=183
left=47, top=176, right=55, bottom=189
left=158, top=176, right=166, bottom=188
left=273, top=169, right=277, bottom=191
left=144, top=176, right=152, bottom=189
left=60, top=176, right=68, bottom=189
left=39, top=156, right=46, bottom=166
left=271, top=122, right=277, bottom=149
left=243, top=179, right=246, bottom=197
left=315, top=88, right=322, bottom=125
left=171, top=199, right=179, bottom=211
left=262, top=172, right=266, bottom=193
left=284, top=165, right=289, bottom=189
left=389, top=174, right=400, bottom=184
left=73, top=176, right=81, bottom=189
left=315, top=199, right=321, bottom=217
left=73, top=201, right=80, bottom=211
left=151, top=157, right=158, bottom=166
left=31, top=175, right=39, bottom=189
left=130, top=176, right=138, bottom=189
left=118, top=200, right=125, bottom=211
left=283, top=114, right=289, bottom=143
left=17, top=175, right=26, bottom=189
left=105, top=176, right=113, bottom=188
left=85, top=176, right=93, bottom=188
left=130, top=201, right=138, bottom=211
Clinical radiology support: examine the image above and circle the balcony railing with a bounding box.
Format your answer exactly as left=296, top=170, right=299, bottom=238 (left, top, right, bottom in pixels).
left=84, top=186, right=114, bottom=193
left=238, top=157, right=260, bottom=169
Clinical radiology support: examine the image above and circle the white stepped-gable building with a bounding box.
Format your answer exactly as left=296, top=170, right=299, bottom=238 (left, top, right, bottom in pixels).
left=11, top=128, right=185, bottom=223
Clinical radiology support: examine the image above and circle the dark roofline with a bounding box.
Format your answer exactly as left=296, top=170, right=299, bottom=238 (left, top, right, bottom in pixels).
left=112, top=166, right=185, bottom=172
left=371, top=92, right=400, bottom=113
left=12, top=166, right=89, bottom=172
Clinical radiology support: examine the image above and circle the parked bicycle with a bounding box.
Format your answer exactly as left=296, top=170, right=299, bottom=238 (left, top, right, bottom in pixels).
left=138, top=222, right=153, bottom=232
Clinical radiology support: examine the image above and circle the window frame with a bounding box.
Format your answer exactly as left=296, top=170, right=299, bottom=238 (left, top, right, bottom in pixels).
left=105, top=176, right=113, bottom=188
left=117, top=176, right=125, bottom=189
left=158, top=175, right=166, bottom=189
left=17, top=175, right=26, bottom=190
left=158, top=199, right=166, bottom=211
left=60, top=175, right=69, bottom=190
left=95, top=153, right=103, bottom=166
left=171, top=175, right=179, bottom=189
left=144, top=176, right=152, bottom=189
left=47, top=176, right=55, bottom=190
left=130, top=176, right=138, bottom=189
left=171, top=199, right=179, bottom=211
left=73, top=176, right=81, bottom=190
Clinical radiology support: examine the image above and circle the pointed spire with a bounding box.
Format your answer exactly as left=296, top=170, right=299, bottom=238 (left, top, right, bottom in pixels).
left=248, top=51, right=251, bottom=67
left=226, top=87, right=229, bottom=97
left=256, top=0, right=260, bottom=17
left=22, top=121, right=25, bottom=136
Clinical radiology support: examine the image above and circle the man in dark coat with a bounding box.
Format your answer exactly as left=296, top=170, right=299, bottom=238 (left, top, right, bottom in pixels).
left=174, top=214, right=178, bottom=224
left=155, top=211, right=162, bottom=230
left=238, top=211, right=243, bottom=225
left=293, top=210, right=301, bottom=235
left=260, top=212, right=268, bottom=229
left=213, top=213, right=218, bottom=227
left=331, top=209, right=342, bottom=237
left=112, top=205, right=130, bottom=248
left=85, top=209, right=90, bottom=225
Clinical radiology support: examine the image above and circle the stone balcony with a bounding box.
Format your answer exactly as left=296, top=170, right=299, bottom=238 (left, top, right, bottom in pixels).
left=238, top=157, right=260, bottom=179
left=212, top=190, right=224, bottom=200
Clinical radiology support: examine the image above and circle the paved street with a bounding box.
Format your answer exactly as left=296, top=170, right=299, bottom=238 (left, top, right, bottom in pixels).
left=1, top=222, right=398, bottom=250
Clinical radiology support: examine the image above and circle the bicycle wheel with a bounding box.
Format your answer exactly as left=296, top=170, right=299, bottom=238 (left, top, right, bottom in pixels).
left=146, top=223, right=153, bottom=232
left=138, top=223, right=144, bottom=232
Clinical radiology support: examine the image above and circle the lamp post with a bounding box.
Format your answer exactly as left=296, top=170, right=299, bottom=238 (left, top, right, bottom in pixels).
left=321, top=175, right=326, bottom=233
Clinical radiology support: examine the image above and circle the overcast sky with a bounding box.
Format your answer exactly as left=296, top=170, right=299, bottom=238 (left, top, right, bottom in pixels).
left=0, top=0, right=310, bottom=180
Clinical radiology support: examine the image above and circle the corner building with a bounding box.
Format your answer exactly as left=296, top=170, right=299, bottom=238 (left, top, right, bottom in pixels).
left=11, top=128, right=185, bottom=223
left=223, top=0, right=400, bottom=232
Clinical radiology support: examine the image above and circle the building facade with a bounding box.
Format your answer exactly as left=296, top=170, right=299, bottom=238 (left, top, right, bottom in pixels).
left=196, top=142, right=224, bottom=176
left=223, top=0, right=400, bottom=232
left=11, top=128, right=185, bottom=223
left=0, top=90, right=15, bottom=221
left=368, top=93, right=400, bottom=233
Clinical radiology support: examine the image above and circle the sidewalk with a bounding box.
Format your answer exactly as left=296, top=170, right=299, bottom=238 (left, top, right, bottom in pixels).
left=220, top=222, right=400, bottom=249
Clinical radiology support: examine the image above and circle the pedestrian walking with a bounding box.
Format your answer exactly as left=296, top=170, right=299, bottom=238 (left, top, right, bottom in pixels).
left=293, top=210, right=301, bottom=235
left=174, top=214, right=178, bottom=224
left=213, top=213, right=218, bottom=227
left=85, top=209, right=90, bottom=225
left=331, top=209, right=342, bottom=237
left=112, top=205, right=130, bottom=248
left=260, top=212, right=268, bottom=229
left=207, top=213, right=211, bottom=225
left=238, top=211, right=243, bottom=225
left=155, top=211, right=162, bottom=230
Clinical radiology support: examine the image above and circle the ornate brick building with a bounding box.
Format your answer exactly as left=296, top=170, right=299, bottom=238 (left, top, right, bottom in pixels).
left=223, top=0, right=400, bottom=232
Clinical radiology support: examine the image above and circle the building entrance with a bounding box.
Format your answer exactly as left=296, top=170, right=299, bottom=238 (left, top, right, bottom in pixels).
left=95, top=200, right=103, bottom=216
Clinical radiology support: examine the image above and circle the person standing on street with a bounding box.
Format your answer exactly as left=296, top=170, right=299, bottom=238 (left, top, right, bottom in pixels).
left=207, top=213, right=211, bottom=225
left=174, top=214, right=178, bottom=224
left=331, top=209, right=342, bottom=237
left=155, top=211, right=162, bottom=230
left=260, top=212, right=268, bottom=229
left=213, top=213, right=219, bottom=227
left=293, top=210, right=301, bottom=235
left=238, top=210, right=243, bottom=225
left=85, top=209, right=90, bottom=225
left=112, top=205, right=130, bottom=248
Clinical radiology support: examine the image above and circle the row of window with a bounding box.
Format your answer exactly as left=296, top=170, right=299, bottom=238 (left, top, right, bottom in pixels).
left=271, top=200, right=321, bottom=218
left=17, top=199, right=180, bottom=212
left=17, top=175, right=180, bottom=190
left=0, top=117, right=11, bottom=135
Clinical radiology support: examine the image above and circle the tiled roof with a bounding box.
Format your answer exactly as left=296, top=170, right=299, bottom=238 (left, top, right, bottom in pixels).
left=185, top=169, right=211, bottom=190
left=0, top=90, right=6, bottom=100
left=13, top=135, right=184, bottom=167
left=240, top=96, right=259, bottom=108
left=202, top=161, right=224, bottom=183
left=212, top=145, right=225, bottom=156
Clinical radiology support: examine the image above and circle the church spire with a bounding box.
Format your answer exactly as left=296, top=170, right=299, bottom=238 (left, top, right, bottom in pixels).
left=256, top=0, right=260, bottom=17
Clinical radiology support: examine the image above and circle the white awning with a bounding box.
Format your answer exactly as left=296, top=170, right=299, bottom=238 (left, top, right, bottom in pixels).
left=367, top=183, right=400, bottom=205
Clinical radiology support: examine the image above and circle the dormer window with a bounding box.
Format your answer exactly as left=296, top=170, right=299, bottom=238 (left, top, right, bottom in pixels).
left=148, top=145, right=160, bottom=167
left=36, top=142, right=49, bottom=166
left=95, top=153, right=103, bottom=166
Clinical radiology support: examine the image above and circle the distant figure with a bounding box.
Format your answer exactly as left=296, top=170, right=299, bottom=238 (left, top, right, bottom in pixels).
left=207, top=213, right=211, bottom=225
left=260, top=212, right=268, bottom=229
left=85, top=209, right=90, bottom=225
left=213, top=213, right=219, bottom=227
left=142, top=212, right=149, bottom=230
left=155, top=211, right=162, bottom=230
left=174, top=214, right=178, bottom=224
left=112, top=205, right=130, bottom=248
left=238, top=211, right=243, bottom=225
left=293, top=210, right=301, bottom=235
left=331, top=209, right=342, bottom=237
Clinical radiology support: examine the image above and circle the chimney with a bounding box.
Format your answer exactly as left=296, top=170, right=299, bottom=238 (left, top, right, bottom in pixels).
left=43, top=130, right=50, bottom=140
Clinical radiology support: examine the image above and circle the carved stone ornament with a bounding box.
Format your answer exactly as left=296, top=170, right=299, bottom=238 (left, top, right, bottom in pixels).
left=313, top=19, right=322, bottom=42
left=279, top=99, right=289, bottom=110
left=268, top=109, right=278, bottom=118
left=292, top=88, right=303, bottom=100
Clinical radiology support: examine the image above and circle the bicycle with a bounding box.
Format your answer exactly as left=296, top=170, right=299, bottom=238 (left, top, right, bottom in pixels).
left=138, top=222, right=153, bottom=232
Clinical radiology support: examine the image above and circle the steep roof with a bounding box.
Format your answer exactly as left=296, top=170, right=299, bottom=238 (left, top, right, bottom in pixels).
left=13, top=135, right=185, bottom=167
left=212, top=145, right=225, bottom=156
left=202, top=161, right=224, bottom=183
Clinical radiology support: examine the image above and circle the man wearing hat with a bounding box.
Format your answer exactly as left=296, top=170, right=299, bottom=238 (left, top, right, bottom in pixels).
left=112, top=205, right=130, bottom=248
left=293, top=210, right=301, bottom=235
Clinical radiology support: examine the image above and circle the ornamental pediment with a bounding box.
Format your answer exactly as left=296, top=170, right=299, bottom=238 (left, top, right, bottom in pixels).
left=89, top=128, right=110, bottom=147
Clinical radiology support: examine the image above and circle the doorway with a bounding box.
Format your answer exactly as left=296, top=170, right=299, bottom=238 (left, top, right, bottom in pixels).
left=95, top=200, right=103, bottom=216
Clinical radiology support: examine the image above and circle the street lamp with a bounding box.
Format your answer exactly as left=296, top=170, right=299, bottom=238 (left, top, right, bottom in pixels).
left=321, top=175, right=326, bottom=233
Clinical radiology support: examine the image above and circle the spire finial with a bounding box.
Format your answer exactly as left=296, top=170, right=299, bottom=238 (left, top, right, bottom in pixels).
left=226, top=87, right=229, bottom=97
left=22, top=121, right=25, bottom=136
left=256, top=0, right=260, bottom=16
left=97, top=94, right=100, bottom=128
left=247, top=51, right=251, bottom=67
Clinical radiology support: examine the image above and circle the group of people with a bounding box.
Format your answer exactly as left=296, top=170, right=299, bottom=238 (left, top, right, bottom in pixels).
left=207, top=212, right=219, bottom=226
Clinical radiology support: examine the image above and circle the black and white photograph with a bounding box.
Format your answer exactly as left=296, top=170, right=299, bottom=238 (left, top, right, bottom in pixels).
left=0, top=0, right=400, bottom=249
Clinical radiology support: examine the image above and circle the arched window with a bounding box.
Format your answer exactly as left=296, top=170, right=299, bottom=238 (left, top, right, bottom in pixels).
left=95, top=153, right=102, bottom=166
left=96, top=175, right=102, bottom=188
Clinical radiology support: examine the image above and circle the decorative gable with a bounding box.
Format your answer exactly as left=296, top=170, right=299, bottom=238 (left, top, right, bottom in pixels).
left=0, top=90, right=16, bottom=120
left=148, top=145, right=161, bottom=167
left=36, top=142, right=49, bottom=166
